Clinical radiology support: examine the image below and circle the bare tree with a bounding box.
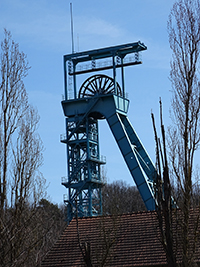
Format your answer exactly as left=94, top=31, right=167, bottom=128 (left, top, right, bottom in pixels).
left=11, top=105, right=44, bottom=207
left=153, top=0, right=200, bottom=266
left=168, top=0, right=200, bottom=266
left=152, top=101, right=176, bottom=267
left=94, top=214, right=120, bottom=267
left=0, top=29, right=50, bottom=267
left=34, top=199, right=67, bottom=266
left=0, top=29, right=30, bottom=211
left=75, top=180, right=132, bottom=267
left=102, top=180, right=145, bottom=215
left=0, top=28, right=30, bottom=266
left=76, top=211, right=120, bottom=267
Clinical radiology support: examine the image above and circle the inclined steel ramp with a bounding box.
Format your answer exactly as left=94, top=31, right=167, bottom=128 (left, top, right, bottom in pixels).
left=105, top=112, right=156, bottom=210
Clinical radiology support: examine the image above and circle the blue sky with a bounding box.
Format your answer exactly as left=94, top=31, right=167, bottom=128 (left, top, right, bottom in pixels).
left=0, top=0, right=176, bottom=204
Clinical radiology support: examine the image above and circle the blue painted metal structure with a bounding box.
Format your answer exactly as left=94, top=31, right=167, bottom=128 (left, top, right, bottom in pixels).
left=61, top=42, right=157, bottom=223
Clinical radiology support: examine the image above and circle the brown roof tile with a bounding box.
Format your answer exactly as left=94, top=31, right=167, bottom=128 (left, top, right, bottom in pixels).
left=41, top=210, right=200, bottom=267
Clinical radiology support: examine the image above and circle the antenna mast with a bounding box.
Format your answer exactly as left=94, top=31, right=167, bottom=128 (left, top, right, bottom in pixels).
left=70, top=3, right=75, bottom=54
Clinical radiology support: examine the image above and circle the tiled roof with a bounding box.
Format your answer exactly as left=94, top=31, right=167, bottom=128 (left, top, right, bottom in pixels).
left=41, top=211, right=167, bottom=267
left=41, top=210, right=200, bottom=267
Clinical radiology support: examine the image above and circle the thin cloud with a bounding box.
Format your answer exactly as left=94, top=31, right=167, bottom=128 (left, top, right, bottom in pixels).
left=0, top=0, right=70, bottom=51
left=73, top=15, right=139, bottom=51
left=77, top=16, right=123, bottom=38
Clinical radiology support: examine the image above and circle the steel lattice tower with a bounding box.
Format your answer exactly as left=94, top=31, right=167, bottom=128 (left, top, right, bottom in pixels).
left=61, top=42, right=157, bottom=223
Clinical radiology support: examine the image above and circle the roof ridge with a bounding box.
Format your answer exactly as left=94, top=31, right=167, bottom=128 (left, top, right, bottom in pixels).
left=70, top=210, right=156, bottom=223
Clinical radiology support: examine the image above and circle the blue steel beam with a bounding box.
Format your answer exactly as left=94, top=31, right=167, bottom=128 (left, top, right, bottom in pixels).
left=64, top=41, right=147, bottom=63
left=106, top=112, right=156, bottom=210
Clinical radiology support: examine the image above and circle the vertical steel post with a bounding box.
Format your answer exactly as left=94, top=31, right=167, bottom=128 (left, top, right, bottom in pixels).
left=64, top=60, right=68, bottom=100
left=73, top=62, right=77, bottom=99
left=121, top=57, right=125, bottom=98
left=112, top=55, right=117, bottom=94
